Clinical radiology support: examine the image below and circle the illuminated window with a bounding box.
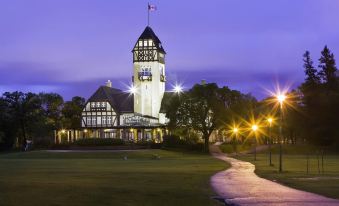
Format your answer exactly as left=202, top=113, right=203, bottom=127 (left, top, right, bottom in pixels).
left=87, top=117, right=91, bottom=125
left=91, top=102, right=95, bottom=107
left=102, top=116, right=107, bottom=125
left=91, top=117, right=96, bottom=125
left=107, top=116, right=112, bottom=125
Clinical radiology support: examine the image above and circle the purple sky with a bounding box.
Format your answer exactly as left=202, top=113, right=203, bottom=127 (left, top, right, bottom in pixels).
left=1, top=0, right=339, bottom=100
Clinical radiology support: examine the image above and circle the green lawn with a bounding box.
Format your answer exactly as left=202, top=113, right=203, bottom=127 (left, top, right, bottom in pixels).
left=234, top=145, right=339, bottom=199
left=0, top=149, right=228, bottom=206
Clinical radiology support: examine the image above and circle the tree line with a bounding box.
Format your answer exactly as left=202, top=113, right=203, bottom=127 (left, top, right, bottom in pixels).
left=0, top=92, right=85, bottom=150
left=165, top=45, right=339, bottom=151
left=286, top=46, right=339, bottom=147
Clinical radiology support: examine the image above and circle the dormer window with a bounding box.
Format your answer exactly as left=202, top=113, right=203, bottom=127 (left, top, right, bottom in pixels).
left=90, top=102, right=106, bottom=111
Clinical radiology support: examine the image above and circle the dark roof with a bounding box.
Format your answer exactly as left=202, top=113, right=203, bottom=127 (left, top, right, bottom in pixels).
left=134, top=26, right=166, bottom=54
left=88, top=86, right=134, bottom=113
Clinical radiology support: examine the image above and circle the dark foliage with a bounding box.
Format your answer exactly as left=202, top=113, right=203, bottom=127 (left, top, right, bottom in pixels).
left=287, top=47, right=339, bottom=147
left=0, top=91, right=86, bottom=150
left=74, top=138, right=125, bottom=146
left=162, top=135, right=207, bottom=152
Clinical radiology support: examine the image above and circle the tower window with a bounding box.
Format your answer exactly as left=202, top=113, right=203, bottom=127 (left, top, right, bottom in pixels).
left=138, top=67, right=152, bottom=81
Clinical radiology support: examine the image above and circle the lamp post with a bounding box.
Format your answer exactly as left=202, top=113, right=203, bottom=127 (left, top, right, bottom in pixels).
left=83, top=129, right=88, bottom=138
left=252, top=124, right=258, bottom=161
left=277, top=94, right=286, bottom=173
left=267, top=118, right=273, bottom=166
left=232, top=127, right=239, bottom=155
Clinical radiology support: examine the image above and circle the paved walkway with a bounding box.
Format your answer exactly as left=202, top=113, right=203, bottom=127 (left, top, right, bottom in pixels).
left=210, top=145, right=339, bottom=206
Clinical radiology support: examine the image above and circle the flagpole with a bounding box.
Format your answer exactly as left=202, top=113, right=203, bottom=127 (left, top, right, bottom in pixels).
left=147, top=3, right=150, bottom=26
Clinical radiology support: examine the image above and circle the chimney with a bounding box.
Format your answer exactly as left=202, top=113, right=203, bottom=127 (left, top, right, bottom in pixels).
left=201, top=79, right=206, bottom=85
left=106, top=80, right=112, bottom=88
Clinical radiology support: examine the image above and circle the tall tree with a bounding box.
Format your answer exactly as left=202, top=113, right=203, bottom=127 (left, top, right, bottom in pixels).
left=318, top=46, right=338, bottom=89
left=303, top=51, right=320, bottom=85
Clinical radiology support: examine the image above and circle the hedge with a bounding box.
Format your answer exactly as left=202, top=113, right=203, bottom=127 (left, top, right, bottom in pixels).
left=73, top=138, right=125, bottom=146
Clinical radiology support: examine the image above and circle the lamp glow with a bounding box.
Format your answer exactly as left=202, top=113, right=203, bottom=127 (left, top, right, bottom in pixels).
left=233, top=128, right=238, bottom=133
left=267, top=118, right=273, bottom=124
left=128, top=85, right=137, bottom=94
left=252, top=125, right=258, bottom=131
left=277, top=94, right=286, bottom=104
left=173, top=85, right=183, bottom=93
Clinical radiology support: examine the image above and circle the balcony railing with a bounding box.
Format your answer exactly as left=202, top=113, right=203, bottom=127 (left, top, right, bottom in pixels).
left=138, top=72, right=152, bottom=81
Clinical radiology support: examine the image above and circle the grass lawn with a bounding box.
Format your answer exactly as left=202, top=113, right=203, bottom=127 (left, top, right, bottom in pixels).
left=0, top=149, right=228, bottom=206
left=233, top=145, right=339, bottom=199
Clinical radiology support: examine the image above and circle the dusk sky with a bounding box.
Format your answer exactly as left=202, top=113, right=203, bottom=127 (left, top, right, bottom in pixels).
left=1, top=0, right=339, bottom=100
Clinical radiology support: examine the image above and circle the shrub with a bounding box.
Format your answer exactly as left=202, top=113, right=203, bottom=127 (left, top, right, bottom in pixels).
left=74, top=138, right=125, bottom=146
left=162, top=135, right=185, bottom=148
left=162, top=135, right=204, bottom=152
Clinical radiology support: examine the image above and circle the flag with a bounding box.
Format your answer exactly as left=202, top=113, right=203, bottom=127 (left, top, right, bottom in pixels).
left=148, top=4, right=157, bottom=11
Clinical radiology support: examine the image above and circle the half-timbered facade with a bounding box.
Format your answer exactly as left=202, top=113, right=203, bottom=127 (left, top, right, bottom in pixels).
left=75, top=26, right=168, bottom=142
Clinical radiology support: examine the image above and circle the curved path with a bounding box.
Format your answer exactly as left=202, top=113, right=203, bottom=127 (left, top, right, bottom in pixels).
left=210, top=145, right=339, bottom=206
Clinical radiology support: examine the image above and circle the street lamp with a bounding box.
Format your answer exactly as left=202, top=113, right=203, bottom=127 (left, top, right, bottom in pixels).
left=128, top=85, right=137, bottom=94
left=83, top=129, right=88, bottom=138
left=232, top=127, right=239, bottom=155
left=267, top=117, right=273, bottom=166
left=252, top=124, right=258, bottom=161
left=276, top=93, right=286, bottom=172
left=173, top=84, right=183, bottom=93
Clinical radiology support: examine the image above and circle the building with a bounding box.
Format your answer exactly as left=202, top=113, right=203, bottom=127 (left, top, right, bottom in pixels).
left=78, top=26, right=169, bottom=142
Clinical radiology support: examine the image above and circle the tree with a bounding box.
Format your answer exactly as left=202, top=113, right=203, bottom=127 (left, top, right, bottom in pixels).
left=62, top=96, right=85, bottom=129
left=2, top=92, right=42, bottom=146
left=39, top=93, right=64, bottom=129
left=318, top=46, right=338, bottom=90
left=166, top=83, right=256, bottom=152
left=303, top=51, right=320, bottom=85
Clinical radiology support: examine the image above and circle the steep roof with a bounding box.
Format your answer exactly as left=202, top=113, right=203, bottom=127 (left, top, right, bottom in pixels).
left=134, top=26, right=166, bottom=54
left=88, top=86, right=133, bottom=113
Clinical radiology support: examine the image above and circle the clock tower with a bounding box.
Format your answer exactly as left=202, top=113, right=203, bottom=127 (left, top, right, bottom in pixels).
left=132, top=26, right=166, bottom=118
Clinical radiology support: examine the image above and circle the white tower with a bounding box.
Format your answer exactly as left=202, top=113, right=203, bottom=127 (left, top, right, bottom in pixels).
left=132, top=26, right=166, bottom=118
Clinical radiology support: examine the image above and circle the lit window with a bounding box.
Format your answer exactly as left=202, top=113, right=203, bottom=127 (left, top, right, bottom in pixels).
left=102, top=116, right=107, bottom=125
left=96, top=102, right=100, bottom=107
left=92, top=117, right=96, bottom=125
left=91, top=102, right=95, bottom=107
left=87, top=117, right=91, bottom=125
left=101, top=102, right=105, bottom=107
left=107, top=116, right=112, bottom=125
